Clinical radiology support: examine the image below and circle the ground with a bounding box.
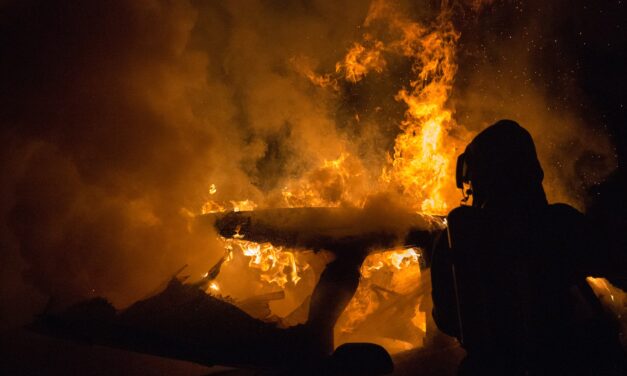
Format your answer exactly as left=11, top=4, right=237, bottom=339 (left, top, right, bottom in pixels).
left=0, top=329, right=464, bottom=376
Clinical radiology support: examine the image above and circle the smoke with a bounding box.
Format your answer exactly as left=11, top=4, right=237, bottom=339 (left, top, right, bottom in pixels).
left=0, top=0, right=368, bottom=328
left=0, top=0, right=617, bottom=330
left=451, top=0, right=616, bottom=206
left=0, top=0, right=217, bottom=326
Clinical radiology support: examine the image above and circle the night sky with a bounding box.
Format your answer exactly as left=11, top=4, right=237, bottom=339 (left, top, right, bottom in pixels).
left=460, top=1, right=626, bottom=162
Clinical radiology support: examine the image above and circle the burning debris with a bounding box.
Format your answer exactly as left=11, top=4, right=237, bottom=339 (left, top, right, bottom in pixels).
left=186, top=0, right=468, bottom=353
left=208, top=207, right=442, bottom=253
left=205, top=206, right=445, bottom=352
left=33, top=205, right=444, bottom=373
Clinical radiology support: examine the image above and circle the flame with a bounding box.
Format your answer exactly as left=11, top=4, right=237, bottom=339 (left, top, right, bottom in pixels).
left=300, top=1, right=469, bottom=214
left=230, top=199, right=257, bottom=212
left=330, top=1, right=465, bottom=348
left=202, top=0, right=469, bottom=353
left=221, top=237, right=305, bottom=288
left=378, top=5, right=466, bottom=215
left=201, top=199, right=225, bottom=214
left=209, top=281, right=220, bottom=292
left=336, top=247, right=426, bottom=350
left=362, top=248, right=421, bottom=277
left=281, top=152, right=369, bottom=208
left=336, top=38, right=387, bottom=83
left=201, top=184, right=259, bottom=214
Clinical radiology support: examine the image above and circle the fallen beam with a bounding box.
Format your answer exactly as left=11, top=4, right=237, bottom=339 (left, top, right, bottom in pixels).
left=199, top=207, right=446, bottom=257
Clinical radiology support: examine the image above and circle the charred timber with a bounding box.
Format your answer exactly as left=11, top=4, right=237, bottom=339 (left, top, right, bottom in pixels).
left=200, top=207, right=445, bottom=259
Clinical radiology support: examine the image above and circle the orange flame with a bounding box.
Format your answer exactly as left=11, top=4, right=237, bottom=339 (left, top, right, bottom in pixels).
left=221, top=237, right=306, bottom=288
left=202, top=0, right=470, bottom=353
left=376, top=4, right=466, bottom=214
left=330, top=2, right=467, bottom=349
left=335, top=247, right=426, bottom=351
left=281, top=152, right=369, bottom=208
left=336, top=38, right=387, bottom=83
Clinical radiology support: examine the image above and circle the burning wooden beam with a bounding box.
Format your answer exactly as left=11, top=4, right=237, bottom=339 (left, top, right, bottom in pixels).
left=200, top=207, right=445, bottom=258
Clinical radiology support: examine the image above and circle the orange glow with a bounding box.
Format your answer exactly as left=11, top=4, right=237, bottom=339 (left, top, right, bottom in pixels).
left=340, top=248, right=422, bottom=329
left=379, top=7, right=466, bottom=215
left=281, top=152, right=369, bottom=208
left=335, top=247, right=426, bottom=352
left=201, top=185, right=258, bottom=214
left=336, top=39, right=387, bottom=83
left=202, top=0, right=470, bottom=353
left=219, top=237, right=307, bottom=289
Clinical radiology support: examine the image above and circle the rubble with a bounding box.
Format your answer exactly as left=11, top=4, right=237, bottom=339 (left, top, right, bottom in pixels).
left=32, top=278, right=298, bottom=369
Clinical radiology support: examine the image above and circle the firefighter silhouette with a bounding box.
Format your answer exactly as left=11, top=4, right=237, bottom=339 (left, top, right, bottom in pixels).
left=431, top=120, right=625, bottom=375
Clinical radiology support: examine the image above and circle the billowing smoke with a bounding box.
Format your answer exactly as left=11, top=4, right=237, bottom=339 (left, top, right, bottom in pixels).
left=0, top=0, right=360, bottom=328
left=0, top=0, right=616, bottom=330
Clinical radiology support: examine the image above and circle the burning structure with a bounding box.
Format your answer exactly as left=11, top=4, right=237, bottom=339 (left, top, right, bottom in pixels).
left=1, top=0, right=626, bottom=374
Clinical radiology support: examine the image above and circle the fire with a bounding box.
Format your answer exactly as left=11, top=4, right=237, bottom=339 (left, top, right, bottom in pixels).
left=336, top=39, right=387, bottom=83
left=335, top=247, right=427, bottom=352
left=373, top=3, right=466, bottom=215
left=201, top=200, right=225, bottom=214
left=330, top=1, right=466, bottom=349
left=209, top=281, right=220, bottom=292
left=220, top=237, right=306, bottom=288
left=303, top=1, right=469, bottom=214
left=231, top=200, right=257, bottom=212
left=362, top=248, right=422, bottom=277
left=201, top=0, right=469, bottom=353
left=200, top=185, right=258, bottom=214
left=281, top=152, right=369, bottom=208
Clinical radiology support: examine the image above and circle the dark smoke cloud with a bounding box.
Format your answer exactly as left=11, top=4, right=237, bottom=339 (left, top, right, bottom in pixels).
left=0, top=0, right=224, bottom=327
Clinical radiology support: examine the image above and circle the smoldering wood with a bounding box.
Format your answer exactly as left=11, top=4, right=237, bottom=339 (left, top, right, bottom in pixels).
left=202, top=208, right=445, bottom=259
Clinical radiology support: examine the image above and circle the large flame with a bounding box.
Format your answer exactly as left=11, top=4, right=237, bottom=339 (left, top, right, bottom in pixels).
left=202, top=0, right=469, bottom=353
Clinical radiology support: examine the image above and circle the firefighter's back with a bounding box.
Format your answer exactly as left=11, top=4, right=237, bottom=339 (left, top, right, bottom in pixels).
left=445, top=203, right=623, bottom=375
